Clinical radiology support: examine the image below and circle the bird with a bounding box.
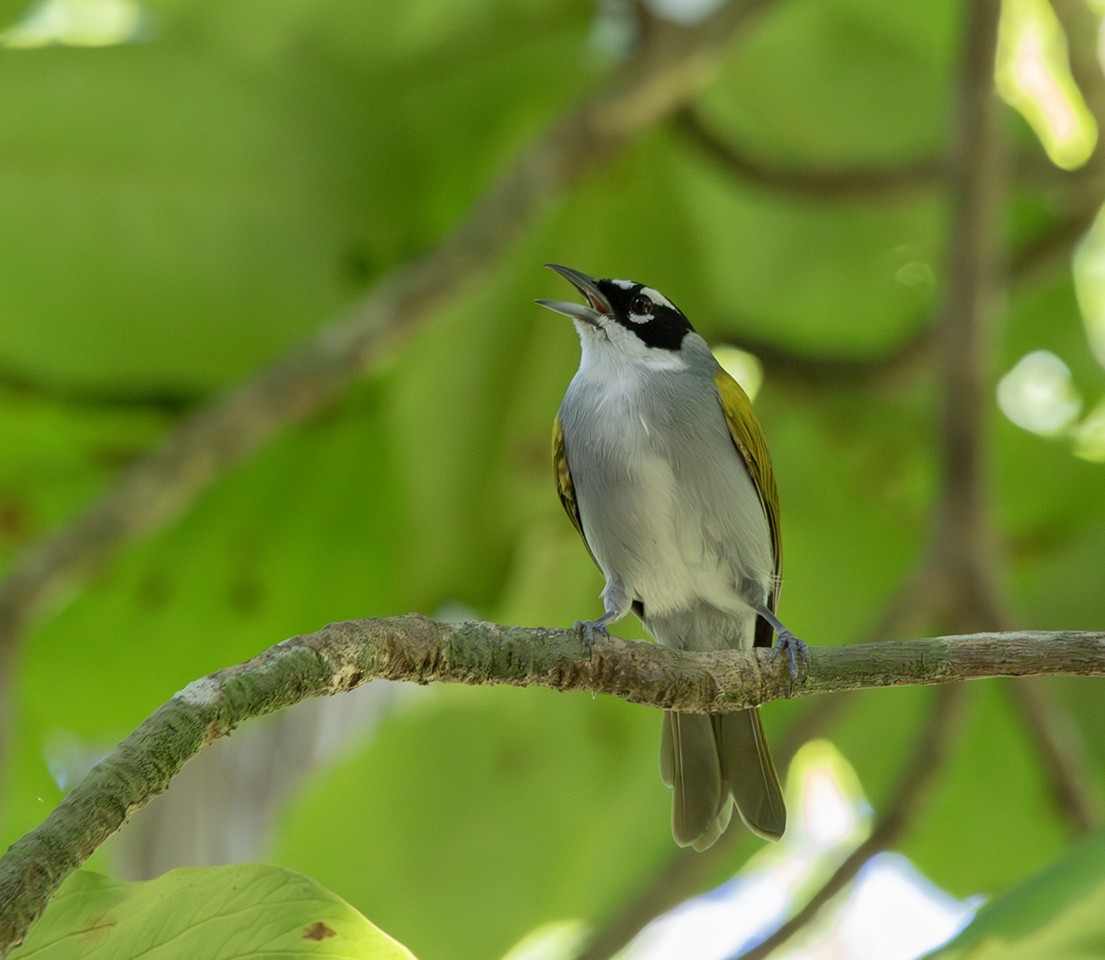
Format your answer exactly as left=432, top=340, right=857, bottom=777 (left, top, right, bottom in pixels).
left=536, top=264, right=804, bottom=850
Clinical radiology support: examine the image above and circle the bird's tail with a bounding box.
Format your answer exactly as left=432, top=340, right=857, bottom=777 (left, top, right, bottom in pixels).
left=660, top=707, right=785, bottom=850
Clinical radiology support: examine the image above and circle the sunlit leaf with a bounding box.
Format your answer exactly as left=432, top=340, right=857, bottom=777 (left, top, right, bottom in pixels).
left=996, top=0, right=1097, bottom=170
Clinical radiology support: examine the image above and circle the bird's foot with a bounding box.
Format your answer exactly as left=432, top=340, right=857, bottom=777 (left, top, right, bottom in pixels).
left=770, top=628, right=809, bottom=692
left=574, top=618, right=610, bottom=653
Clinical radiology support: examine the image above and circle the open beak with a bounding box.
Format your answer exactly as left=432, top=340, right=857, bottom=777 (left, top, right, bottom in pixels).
left=534, top=264, right=612, bottom=326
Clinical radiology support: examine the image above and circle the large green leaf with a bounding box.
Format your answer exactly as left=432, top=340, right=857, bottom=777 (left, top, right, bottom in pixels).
left=9, top=864, right=416, bottom=959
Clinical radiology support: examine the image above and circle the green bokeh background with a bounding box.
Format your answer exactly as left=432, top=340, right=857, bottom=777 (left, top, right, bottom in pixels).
left=2, top=1, right=1104, bottom=958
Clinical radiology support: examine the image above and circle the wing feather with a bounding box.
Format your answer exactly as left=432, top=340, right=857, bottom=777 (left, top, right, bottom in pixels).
left=552, top=414, right=599, bottom=569
left=713, top=369, right=782, bottom=643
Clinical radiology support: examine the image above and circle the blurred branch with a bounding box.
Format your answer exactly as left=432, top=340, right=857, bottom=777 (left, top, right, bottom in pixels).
left=1008, top=205, right=1101, bottom=280
left=0, top=366, right=201, bottom=414
left=737, top=324, right=936, bottom=390
left=1005, top=678, right=1101, bottom=833
left=726, top=180, right=1100, bottom=390
left=0, top=0, right=781, bottom=789
left=729, top=684, right=967, bottom=960
left=674, top=107, right=1071, bottom=202
left=729, top=190, right=1103, bottom=393
left=2, top=615, right=1105, bottom=954
left=673, top=106, right=945, bottom=200
left=932, top=0, right=1003, bottom=605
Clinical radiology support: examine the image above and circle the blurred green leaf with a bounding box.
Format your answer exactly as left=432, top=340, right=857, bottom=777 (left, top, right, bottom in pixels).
left=0, top=1, right=587, bottom=394
left=706, top=0, right=955, bottom=161
left=926, top=827, right=1105, bottom=959
left=0, top=0, right=32, bottom=32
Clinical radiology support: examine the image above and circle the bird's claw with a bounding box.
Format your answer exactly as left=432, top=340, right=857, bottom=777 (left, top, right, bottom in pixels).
left=770, top=629, right=809, bottom=692
left=574, top=618, right=609, bottom=653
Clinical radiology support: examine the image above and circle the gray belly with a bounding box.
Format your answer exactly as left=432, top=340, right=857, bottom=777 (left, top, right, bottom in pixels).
left=564, top=401, right=773, bottom=622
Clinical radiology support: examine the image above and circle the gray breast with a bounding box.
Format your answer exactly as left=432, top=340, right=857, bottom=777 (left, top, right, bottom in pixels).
left=559, top=364, right=773, bottom=620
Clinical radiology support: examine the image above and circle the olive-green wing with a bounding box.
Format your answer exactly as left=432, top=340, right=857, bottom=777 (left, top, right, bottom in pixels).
left=552, top=414, right=599, bottom=569
left=713, top=369, right=782, bottom=635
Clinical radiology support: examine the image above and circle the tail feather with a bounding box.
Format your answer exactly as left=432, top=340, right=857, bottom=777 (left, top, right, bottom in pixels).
left=659, top=710, right=675, bottom=787
left=716, top=709, right=786, bottom=841
left=662, top=712, right=729, bottom=849
left=660, top=708, right=785, bottom=850
left=650, top=608, right=787, bottom=848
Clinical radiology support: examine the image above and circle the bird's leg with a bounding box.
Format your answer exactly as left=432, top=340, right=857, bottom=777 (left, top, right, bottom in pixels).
left=757, top=604, right=809, bottom=690
left=574, top=612, right=614, bottom=650
left=576, top=578, right=632, bottom=651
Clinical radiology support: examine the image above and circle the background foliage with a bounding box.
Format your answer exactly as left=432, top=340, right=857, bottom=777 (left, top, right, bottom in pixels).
left=1, top=0, right=1104, bottom=957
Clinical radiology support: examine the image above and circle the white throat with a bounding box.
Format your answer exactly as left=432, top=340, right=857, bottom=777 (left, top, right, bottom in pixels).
left=574, top=322, right=689, bottom=387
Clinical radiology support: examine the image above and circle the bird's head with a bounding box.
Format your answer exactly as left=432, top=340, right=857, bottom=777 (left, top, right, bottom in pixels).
left=536, top=264, right=696, bottom=370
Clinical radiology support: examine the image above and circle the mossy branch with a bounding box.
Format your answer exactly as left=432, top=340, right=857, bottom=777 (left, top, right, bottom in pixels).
left=1, top=616, right=1103, bottom=955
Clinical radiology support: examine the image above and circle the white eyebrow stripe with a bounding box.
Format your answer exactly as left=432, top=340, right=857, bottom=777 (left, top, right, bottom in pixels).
left=610, top=278, right=634, bottom=289
left=640, top=286, right=675, bottom=310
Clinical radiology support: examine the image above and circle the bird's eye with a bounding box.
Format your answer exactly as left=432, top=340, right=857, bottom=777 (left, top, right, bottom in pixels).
left=630, top=294, right=653, bottom=315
